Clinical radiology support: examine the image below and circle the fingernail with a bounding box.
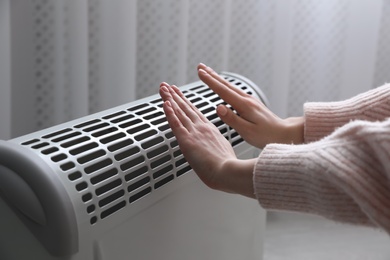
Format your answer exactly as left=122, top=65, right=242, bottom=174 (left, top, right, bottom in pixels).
left=165, top=101, right=172, bottom=107
left=161, top=85, right=169, bottom=92
left=217, top=105, right=227, bottom=116
left=198, top=68, right=207, bottom=75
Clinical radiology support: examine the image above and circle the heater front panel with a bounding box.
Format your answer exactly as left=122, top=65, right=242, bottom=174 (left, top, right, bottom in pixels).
left=0, top=73, right=267, bottom=254
left=8, top=73, right=266, bottom=233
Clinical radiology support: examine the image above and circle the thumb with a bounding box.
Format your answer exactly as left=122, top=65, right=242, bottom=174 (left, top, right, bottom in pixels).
left=216, top=105, right=250, bottom=133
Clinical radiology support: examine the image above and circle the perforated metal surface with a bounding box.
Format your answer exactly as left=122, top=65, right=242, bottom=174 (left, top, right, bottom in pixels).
left=16, top=74, right=263, bottom=226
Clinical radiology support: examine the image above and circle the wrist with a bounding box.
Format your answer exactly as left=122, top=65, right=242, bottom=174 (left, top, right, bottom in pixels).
left=217, top=158, right=257, bottom=198
left=282, top=117, right=304, bottom=144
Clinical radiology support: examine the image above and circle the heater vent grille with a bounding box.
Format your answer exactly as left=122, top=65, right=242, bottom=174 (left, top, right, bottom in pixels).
left=19, top=75, right=258, bottom=226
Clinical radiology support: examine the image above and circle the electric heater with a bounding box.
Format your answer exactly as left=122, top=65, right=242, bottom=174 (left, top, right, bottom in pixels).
left=0, top=72, right=268, bottom=260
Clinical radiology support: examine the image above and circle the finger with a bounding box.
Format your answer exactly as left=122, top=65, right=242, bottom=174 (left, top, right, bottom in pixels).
left=216, top=104, right=253, bottom=135
left=169, top=84, right=202, bottom=124
left=160, top=84, right=195, bottom=130
left=159, top=83, right=171, bottom=102
left=163, top=101, right=189, bottom=137
left=198, top=69, right=248, bottom=114
left=198, top=64, right=249, bottom=97
left=166, top=93, right=196, bottom=131
left=171, top=85, right=209, bottom=123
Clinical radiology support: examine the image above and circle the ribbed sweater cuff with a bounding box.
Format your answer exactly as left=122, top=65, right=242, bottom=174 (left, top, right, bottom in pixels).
left=304, top=84, right=390, bottom=142
left=253, top=143, right=318, bottom=214
left=253, top=142, right=372, bottom=225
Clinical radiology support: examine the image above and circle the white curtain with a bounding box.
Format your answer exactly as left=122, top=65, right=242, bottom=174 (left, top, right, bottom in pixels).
left=1, top=0, right=390, bottom=140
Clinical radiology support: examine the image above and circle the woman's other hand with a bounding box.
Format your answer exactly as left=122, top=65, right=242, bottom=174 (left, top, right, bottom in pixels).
left=197, top=63, right=304, bottom=148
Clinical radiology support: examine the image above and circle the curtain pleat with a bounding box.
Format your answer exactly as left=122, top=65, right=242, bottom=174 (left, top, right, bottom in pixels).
left=1, top=0, right=390, bottom=140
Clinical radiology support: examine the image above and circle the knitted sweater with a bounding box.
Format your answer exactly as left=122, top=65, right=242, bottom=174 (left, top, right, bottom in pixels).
left=253, top=84, right=390, bottom=233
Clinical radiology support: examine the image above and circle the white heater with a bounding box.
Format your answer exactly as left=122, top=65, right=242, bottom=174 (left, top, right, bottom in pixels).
left=0, top=72, right=268, bottom=260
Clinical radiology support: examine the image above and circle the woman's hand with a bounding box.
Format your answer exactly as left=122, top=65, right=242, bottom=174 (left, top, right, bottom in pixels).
left=197, top=63, right=304, bottom=148
left=159, top=82, right=256, bottom=198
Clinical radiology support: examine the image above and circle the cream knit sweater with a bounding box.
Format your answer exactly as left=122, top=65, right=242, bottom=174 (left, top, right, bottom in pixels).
left=254, top=84, right=390, bottom=233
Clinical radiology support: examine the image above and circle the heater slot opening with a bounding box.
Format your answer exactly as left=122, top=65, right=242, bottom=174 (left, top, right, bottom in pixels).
left=51, top=153, right=67, bottom=162
left=189, top=85, right=203, bottom=91
left=175, top=158, right=187, bottom=167
left=84, top=158, right=113, bottom=174
left=74, top=119, right=101, bottom=129
left=119, top=119, right=142, bottom=129
left=207, top=113, right=219, bottom=121
left=144, top=111, right=164, bottom=120
left=147, top=145, right=168, bottom=159
left=32, top=142, right=50, bottom=149
left=92, top=127, right=118, bottom=138
left=102, top=111, right=126, bottom=120
left=128, top=176, right=150, bottom=193
left=100, top=200, right=126, bottom=219
left=90, top=216, right=97, bottom=225
left=154, top=174, right=174, bottom=189
left=150, top=98, right=162, bottom=104
left=124, top=166, right=148, bottom=182
left=61, top=136, right=90, bottom=148
left=111, top=114, right=134, bottom=124
left=98, top=189, right=125, bottom=207
left=70, top=142, right=99, bottom=156
left=129, top=187, right=152, bottom=203
left=21, top=139, right=40, bottom=145
left=134, top=129, right=157, bottom=141
left=90, top=168, right=118, bottom=185
left=158, top=124, right=170, bottom=131
left=210, top=97, right=220, bottom=103
left=189, top=97, right=201, bottom=103
left=128, top=103, right=148, bottom=112
left=136, top=107, right=156, bottom=115
left=195, top=102, right=208, bottom=109
left=52, top=132, right=81, bottom=143
left=95, top=178, right=122, bottom=196
left=177, top=165, right=192, bottom=177
left=120, top=156, right=145, bottom=171
left=201, top=107, right=214, bottom=115
left=68, top=171, right=82, bottom=181
left=108, top=139, right=133, bottom=152
left=82, top=193, right=93, bottom=202
left=232, top=138, right=244, bottom=147
left=77, top=150, right=106, bottom=164
left=150, top=118, right=166, bottom=126
left=173, top=150, right=182, bottom=158
left=150, top=155, right=171, bottom=169
left=165, top=131, right=174, bottom=139
left=60, top=162, right=75, bottom=171
left=127, top=124, right=149, bottom=134
left=153, top=165, right=173, bottom=179
left=196, top=88, right=211, bottom=94
left=42, top=128, right=72, bottom=139
left=114, top=147, right=140, bottom=161
left=76, top=182, right=88, bottom=192
left=87, top=204, right=96, bottom=213
left=100, top=132, right=126, bottom=144
left=83, top=123, right=109, bottom=133
left=141, top=136, right=164, bottom=150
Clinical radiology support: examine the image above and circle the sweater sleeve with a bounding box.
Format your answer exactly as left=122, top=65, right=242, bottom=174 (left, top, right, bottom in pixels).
left=304, top=84, right=390, bottom=142
left=253, top=118, right=390, bottom=233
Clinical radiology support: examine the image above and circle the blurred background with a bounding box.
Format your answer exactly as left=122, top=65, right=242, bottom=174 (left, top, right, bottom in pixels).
left=1, top=0, right=390, bottom=140
left=1, top=0, right=390, bottom=258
